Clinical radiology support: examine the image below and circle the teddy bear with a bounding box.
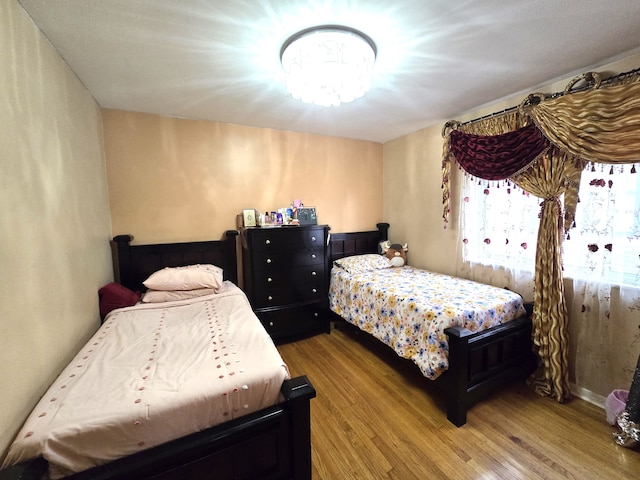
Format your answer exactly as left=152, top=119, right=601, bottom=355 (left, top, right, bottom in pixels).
left=380, top=240, right=408, bottom=267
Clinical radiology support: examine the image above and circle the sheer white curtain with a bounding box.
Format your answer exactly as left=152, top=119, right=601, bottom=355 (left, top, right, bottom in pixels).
left=459, top=165, right=640, bottom=400
left=565, top=165, right=640, bottom=399
left=456, top=176, right=537, bottom=303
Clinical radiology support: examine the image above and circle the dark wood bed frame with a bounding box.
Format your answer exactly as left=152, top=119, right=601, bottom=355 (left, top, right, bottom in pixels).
left=328, top=223, right=537, bottom=427
left=1, top=231, right=315, bottom=480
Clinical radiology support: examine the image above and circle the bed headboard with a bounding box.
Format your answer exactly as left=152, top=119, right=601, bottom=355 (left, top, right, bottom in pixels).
left=110, top=231, right=239, bottom=291
left=328, top=222, right=389, bottom=265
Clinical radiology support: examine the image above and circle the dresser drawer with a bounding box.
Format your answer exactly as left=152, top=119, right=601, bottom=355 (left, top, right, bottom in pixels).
left=249, top=228, right=325, bottom=253
left=252, top=265, right=325, bottom=290
left=252, top=266, right=325, bottom=308
left=257, top=303, right=328, bottom=341
left=251, top=247, right=325, bottom=269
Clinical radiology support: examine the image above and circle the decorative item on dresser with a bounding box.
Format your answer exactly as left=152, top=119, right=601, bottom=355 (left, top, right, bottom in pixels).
left=241, top=225, right=330, bottom=342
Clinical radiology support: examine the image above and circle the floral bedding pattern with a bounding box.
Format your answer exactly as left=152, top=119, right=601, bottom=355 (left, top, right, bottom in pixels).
left=329, top=265, right=526, bottom=380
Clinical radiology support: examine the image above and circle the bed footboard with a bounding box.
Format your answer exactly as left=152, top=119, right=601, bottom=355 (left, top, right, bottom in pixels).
left=442, top=313, right=536, bottom=426
left=0, top=376, right=316, bottom=480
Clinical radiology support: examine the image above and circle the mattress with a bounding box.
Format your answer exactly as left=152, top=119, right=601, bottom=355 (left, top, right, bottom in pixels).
left=2, top=282, right=290, bottom=478
left=329, top=265, right=526, bottom=380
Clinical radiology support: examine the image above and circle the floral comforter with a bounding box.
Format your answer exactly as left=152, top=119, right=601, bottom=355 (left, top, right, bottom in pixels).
left=329, top=266, right=526, bottom=380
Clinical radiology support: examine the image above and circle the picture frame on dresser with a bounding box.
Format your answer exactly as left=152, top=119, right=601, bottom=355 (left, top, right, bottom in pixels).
left=240, top=224, right=331, bottom=342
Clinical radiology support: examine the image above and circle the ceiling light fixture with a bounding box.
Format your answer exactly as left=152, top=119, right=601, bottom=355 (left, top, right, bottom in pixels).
left=280, top=25, right=377, bottom=107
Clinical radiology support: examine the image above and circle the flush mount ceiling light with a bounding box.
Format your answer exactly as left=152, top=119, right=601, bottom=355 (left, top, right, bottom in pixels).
left=280, top=25, right=377, bottom=107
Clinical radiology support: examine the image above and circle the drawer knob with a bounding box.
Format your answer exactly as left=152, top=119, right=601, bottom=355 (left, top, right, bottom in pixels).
left=267, top=295, right=273, bottom=301
left=269, top=321, right=274, bottom=326
left=311, top=236, right=316, bottom=241
left=311, top=271, right=317, bottom=276
left=314, top=312, right=319, bottom=317
left=311, top=254, right=316, bottom=259
left=266, top=258, right=272, bottom=264
left=267, top=277, right=273, bottom=282
left=265, top=239, right=271, bottom=245
left=312, top=288, right=317, bottom=293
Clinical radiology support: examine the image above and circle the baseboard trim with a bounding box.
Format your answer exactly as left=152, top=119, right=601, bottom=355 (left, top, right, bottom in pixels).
left=571, top=383, right=606, bottom=410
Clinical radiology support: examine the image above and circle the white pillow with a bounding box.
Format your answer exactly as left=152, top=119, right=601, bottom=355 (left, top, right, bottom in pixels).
left=141, top=288, right=217, bottom=303
left=143, top=264, right=223, bottom=291
left=333, top=254, right=391, bottom=274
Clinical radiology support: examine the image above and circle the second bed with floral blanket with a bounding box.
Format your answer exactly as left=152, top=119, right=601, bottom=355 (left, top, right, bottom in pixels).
left=328, top=224, right=536, bottom=426
left=330, top=258, right=527, bottom=380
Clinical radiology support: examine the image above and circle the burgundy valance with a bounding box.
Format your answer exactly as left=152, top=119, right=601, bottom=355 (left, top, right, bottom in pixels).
left=449, top=123, right=549, bottom=180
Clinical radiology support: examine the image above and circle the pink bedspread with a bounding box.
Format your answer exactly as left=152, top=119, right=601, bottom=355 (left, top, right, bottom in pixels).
left=2, top=282, right=290, bottom=478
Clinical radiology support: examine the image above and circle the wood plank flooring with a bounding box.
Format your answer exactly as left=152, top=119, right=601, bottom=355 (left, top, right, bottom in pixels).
left=277, top=323, right=640, bottom=480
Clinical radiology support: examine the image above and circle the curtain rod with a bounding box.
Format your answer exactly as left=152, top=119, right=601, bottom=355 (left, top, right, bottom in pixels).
left=455, top=66, right=640, bottom=128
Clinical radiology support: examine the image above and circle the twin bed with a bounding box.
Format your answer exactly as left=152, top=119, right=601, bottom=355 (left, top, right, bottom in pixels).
left=1, top=231, right=315, bottom=480
left=328, top=223, right=536, bottom=426
left=1, top=223, right=536, bottom=479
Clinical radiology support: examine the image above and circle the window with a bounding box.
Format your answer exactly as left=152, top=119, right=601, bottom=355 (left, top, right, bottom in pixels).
left=461, top=178, right=539, bottom=272
left=461, top=165, right=640, bottom=287
left=564, top=165, right=640, bottom=286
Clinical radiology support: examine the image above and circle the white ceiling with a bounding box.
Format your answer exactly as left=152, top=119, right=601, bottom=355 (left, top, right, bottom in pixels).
left=18, top=0, right=640, bottom=143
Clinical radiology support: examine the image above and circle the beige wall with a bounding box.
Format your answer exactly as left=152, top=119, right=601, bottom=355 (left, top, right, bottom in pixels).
left=103, top=110, right=383, bottom=244
left=383, top=128, right=460, bottom=275
left=0, top=1, right=113, bottom=458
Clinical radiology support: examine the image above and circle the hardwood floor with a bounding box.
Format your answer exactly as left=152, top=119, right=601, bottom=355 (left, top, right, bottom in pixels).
left=277, top=323, right=640, bottom=480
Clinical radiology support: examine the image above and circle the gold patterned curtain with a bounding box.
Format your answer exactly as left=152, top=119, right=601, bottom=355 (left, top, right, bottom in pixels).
left=519, top=74, right=640, bottom=400
left=526, top=80, right=640, bottom=164
left=509, top=147, right=583, bottom=401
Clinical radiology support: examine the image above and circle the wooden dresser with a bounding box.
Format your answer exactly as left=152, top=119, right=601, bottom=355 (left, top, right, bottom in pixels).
left=241, top=225, right=330, bottom=342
